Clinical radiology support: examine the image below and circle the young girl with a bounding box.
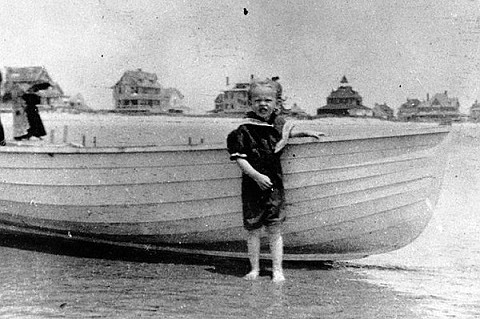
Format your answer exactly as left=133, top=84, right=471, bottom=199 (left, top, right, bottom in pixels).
left=227, top=79, right=324, bottom=282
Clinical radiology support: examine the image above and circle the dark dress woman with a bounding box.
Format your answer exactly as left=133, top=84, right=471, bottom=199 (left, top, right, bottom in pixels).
left=19, top=93, right=46, bottom=140
left=0, top=115, right=6, bottom=146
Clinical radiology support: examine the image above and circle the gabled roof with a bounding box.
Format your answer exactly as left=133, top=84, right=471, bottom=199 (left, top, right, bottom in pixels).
left=3, top=66, right=62, bottom=98
left=214, top=93, right=224, bottom=103
left=162, top=87, right=184, bottom=99
left=115, top=69, right=162, bottom=89
left=5, top=66, right=51, bottom=83
left=420, top=92, right=459, bottom=108
left=470, top=100, right=480, bottom=110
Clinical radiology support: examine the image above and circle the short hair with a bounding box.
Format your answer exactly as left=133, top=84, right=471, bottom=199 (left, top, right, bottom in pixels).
left=248, top=79, right=276, bottom=102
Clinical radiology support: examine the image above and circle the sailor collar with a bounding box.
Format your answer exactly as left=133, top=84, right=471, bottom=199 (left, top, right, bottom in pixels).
left=241, top=117, right=274, bottom=127
left=241, top=112, right=277, bottom=127
left=240, top=112, right=294, bottom=153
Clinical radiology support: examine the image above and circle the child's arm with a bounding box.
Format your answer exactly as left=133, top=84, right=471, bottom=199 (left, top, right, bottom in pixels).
left=275, top=123, right=326, bottom=153
left=290, top=130, right=326, bottom=139
left=282, top=121, right=326, bottom=139
left=235, top=158, right=273, bottom=191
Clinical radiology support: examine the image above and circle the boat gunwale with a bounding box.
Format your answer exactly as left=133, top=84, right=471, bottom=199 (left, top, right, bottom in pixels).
left=0, top=127, right=450, bottom=154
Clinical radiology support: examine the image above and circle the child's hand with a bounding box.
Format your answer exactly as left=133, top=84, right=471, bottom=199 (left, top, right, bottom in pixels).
left=289, top=130, right=326, bottom=139
left=253, top=173, right=273, bottom=191
left=297, top=130, right=326, bottom=139
left=235, top=158, right=273, bottom=190
left=308, top=131, right=326, bottom=139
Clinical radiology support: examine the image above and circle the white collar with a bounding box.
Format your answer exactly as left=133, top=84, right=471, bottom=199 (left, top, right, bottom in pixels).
left=241, top=118, right=274, bottom=127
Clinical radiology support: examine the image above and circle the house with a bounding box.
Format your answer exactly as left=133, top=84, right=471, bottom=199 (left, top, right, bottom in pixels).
left=221, top=81, right=250, bottom=114
left=209, top=93, right=225, bottom=113
left=469, top=100, right=480, bottom=122
left=416, top=92, right=461, bottom=121
left=398, top=92, right=461, bottom=122
left=289, top=103, right=310, bottom=119
left=66, top=93, right=91, bottom=112
left=316, top=76, right=372, bottom=117
left=1, top=66, right=64, bottom=109
left=112, top=69, right=163, bottom=112
left=161, top=88, right=187, bottom=113
left=111, top=69, right=185, bottom=113
left=372, top=103, right=394, bottom=120
left=397, top=98, right=421, bottom=121
left=213, top=75, right=289, bottom=115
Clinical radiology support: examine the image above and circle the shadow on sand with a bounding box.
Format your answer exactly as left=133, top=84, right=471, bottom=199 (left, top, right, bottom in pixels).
left=0, top=232, right=335, bottom=278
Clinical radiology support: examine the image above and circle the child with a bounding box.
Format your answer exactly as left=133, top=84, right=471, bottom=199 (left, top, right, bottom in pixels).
left=227, top=79, right=324, bottom=282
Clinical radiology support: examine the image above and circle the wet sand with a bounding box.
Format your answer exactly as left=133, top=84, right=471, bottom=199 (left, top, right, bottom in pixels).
left=0, top=234, right=422, bottom=318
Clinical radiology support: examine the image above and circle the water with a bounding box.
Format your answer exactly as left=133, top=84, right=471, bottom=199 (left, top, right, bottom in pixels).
left=0, top=115, right=479, bottom=318
left=352, top=244, right=480, bottom=317
left=351, top=124, right=480, bottom=318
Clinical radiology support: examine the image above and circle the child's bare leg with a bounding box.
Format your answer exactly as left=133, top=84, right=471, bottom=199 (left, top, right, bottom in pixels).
left=268, top=226, right=285, bottom=282
left=245, top=228, right=261, bottom=280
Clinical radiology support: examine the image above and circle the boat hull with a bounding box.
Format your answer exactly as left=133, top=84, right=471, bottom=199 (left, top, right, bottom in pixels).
left=0, top=128, right=450, bottom=260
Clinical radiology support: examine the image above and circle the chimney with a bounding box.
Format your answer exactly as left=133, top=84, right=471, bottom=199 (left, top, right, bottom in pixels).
left=250, top=74, right=254, bottom=80
left=427, top=93, right=429, bottom=101
left=444, top=90, right=448, bottom=95
left=226, top=76, right=229, bottom=86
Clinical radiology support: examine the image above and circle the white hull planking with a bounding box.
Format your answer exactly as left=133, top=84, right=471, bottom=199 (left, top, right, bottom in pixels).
left=0, top=128, right=449, bottom=260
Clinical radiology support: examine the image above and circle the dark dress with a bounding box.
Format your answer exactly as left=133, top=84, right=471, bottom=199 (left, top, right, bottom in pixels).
left=21, top=93, right=46, bottom=139
left=227, top=112, right=286, bottom=231
left=0, top=73, right=3, bottom=145
left=0, top=116, right=5, bottom=146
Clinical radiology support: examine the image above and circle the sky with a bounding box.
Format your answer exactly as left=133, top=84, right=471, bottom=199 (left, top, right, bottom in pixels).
left=1, top=0, right=480, bottom=114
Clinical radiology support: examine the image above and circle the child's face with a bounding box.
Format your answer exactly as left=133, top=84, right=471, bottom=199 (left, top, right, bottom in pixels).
left=250, top=86, right=276, bottom=120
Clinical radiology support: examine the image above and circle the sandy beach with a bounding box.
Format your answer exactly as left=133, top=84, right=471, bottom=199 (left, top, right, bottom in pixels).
left=0, top=111, right=442, bottom=148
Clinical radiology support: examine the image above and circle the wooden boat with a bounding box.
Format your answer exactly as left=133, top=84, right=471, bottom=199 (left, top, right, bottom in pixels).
left=0, top=127, right=450, bottom=260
